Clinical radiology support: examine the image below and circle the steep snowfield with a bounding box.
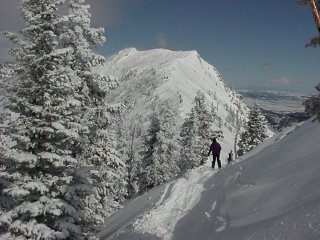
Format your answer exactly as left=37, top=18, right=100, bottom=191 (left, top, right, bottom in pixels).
left=99, top=118, right=320, bottom=240
left=98, top=48, right=249, bottom=157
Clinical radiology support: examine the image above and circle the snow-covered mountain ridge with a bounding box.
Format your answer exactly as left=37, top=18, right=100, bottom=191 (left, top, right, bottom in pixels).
left=98, top=48, right=250, bottom=155
left=99, top=118, right=320, bottom=240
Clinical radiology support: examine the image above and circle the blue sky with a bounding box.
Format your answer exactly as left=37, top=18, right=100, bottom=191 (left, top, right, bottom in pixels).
left=1, top=0, right=319, bottom=92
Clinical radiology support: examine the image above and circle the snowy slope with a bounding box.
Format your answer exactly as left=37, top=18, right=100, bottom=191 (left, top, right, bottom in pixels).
left=99, top=118, right=320, bottom=240
left=98, top=48, right=249, bottom=157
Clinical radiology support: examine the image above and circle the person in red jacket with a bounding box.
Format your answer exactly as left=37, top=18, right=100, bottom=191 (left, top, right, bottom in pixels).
left=207, top=138, right=222, bottom=169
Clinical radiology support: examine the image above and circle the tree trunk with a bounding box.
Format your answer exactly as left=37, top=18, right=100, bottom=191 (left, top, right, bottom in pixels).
left=308, top=0, right=320, bottom=32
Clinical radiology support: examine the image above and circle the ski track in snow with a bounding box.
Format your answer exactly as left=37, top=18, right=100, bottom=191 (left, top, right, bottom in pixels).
left=99, top=119, right=320, bottom=240
left=133, top=168, right=215, bottom=240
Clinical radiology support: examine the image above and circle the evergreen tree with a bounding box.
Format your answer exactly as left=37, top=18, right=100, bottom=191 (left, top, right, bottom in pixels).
left=237, top=106, right=268, bottom=157
left=0, top=0, right=119, bottom=238
left=225, top=101, right=245, bottom=159
left=233, top=108, right=244, bottom=159
left=59, top=0, right=117, bottom=98
left=180, top=91, right=223, bottom=171
left=58, top=0, right=127, bottom=234
left=179, top=107, right=198, bottom=170
left=139, top=103, right=161, bottom=191
left=304, top=82, right=320, bottom=122
left=115, top=115, right=143, bottom=198
left=0, top=64, right=15, bottom=82
left=139, top=98, right=180, bottom=192
left=79, top=127, right=127, bottom=229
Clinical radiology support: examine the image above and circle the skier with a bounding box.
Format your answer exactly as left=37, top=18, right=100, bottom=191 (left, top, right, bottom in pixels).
left=207, top=138, right=222, bottom=169
left=227, top=150, right=233, bottom=163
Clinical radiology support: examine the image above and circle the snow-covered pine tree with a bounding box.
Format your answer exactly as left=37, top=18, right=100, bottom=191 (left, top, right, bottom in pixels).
left=304, top=82, right=320, bottom=121
left=233, top=108, right=244, bottom=159
left=59, top=0, right=127, bottom=232
left=0, top=64, right=15, bottom=82
left=211, top=102, right=223, bottom=128
left=180, top=91, right=223, bottom=171
left=0, top=109, right=14, bottom=222
left=138, top=102, right=160, bottom=191
left=237, top=106, right=268, bottom=156
left=145, top=100, right=180, bottom=189
left=210, top=101, right=222, bottom=130
left=139, top=98, right=180, bottom=192
left=79, top=127, right=127, bottom=230
left=179, top=107, right=198, bottom=171
left=0, top=0, right=99, bottom=238
left=59, top=0, right=118, bottom=97
left=225, top=101, right=245, bottom=159
left=115, top=115, right=143, bottom=198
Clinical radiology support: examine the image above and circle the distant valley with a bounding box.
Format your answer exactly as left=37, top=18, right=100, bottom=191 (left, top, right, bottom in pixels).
left=239, top=90, right=310, bottom=131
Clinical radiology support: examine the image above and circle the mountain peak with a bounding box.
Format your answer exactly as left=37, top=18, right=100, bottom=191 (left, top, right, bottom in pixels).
left=100, top=47, right=250, bottom=154
left=116, top=47, right=138, bottom=57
